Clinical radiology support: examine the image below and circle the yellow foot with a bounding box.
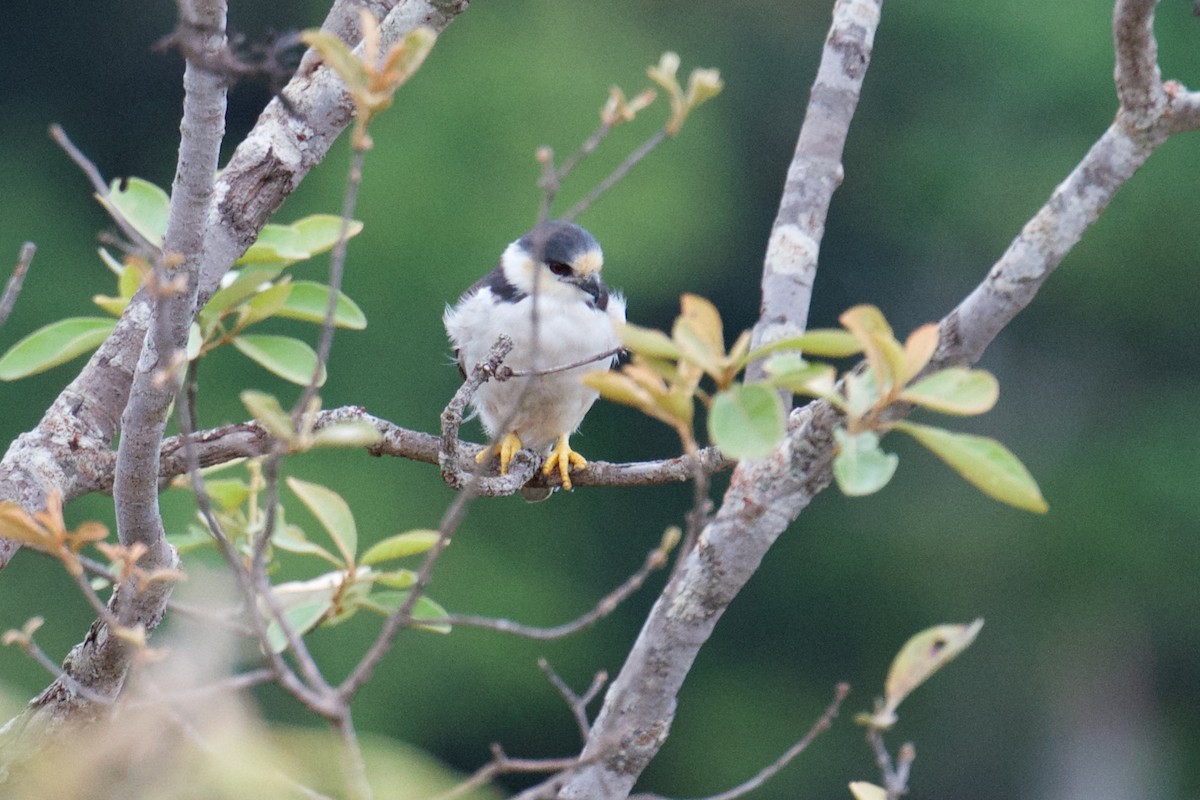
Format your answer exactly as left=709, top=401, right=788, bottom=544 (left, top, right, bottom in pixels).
left=477, top=432, right=524, bottom=475
left=542, top=434, right=588, bottom=491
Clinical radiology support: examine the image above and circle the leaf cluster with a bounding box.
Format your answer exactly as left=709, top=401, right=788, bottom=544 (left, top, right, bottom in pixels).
left=0, top=177, right=367, bottom=385
left=590, top=297, right=1047, bottom=513
left=170, top=461, right=448, bottom=655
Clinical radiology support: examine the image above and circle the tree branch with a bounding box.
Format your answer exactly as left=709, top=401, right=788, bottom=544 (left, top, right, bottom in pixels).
left=0, top=0, right=470, bottom=572
left=745, top=0, right=882, bottom=384
left=25, top=0, right=230, bottom=729
left=557, top=1, right=1197, bottom=797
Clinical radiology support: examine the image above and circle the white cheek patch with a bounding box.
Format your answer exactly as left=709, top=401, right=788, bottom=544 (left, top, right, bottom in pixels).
left=573, top=250, right=604, bottom=277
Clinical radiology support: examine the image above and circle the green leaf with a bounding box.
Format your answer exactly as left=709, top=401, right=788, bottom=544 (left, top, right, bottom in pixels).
left=900, top=367, right=999, bottom=416
left=359, top=591, right=451, bottom=634
left=200, top=265, right=289, bottom=328
left=274, top=281, right=367, bottom=330
left=204, top=479, right=251, bottom=512
left=240, top=390, right=296, bottom=441
left=286, top=477, right=357, bottom=567
left=707, top=383, right=786, bottom=460
left=741, top=329, right=864, bottom=365
left=849, top=782, right=888, bottom=800
left=310, top=421, right=383, bottom=449
left=884, top=619, right=983, bottom=718
left=100, top=177, right=169, bottom=246
left=240, top=281, right=295, bottom=329
left=233, top=334, right=326, bottom=386
left=301, top=30, right=371, bottom=95
left=166, top=524, right=215, bottom=555
left=832, top=429, right=899, bottom=496
left=367, top=568, right=417, bottom=589
left=360, top=530, right=441, bottom=566
left=894, top=421, right=1048, bottom=513
left=839, top=305, right=906, bottom=391
left=0, top=317, right=116, bottom=380
left=617, top=322, right=682, bottom=360
left=265, top=599, right=333, bottom=654
left=272, top=523, right=342, bottom=567
left=290, top=215, right=365, bottom=257
left=237, top=215, right=364, bottom=265
left=763, top=353, right=837, bottom=397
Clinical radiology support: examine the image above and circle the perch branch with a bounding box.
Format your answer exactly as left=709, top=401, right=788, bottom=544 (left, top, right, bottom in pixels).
left=745, top=0, right=881, bottom=384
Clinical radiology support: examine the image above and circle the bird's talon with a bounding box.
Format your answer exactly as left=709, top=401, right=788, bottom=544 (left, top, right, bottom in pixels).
left=497, top=432, right=523, bottom=475
left=542, top=434, right=588, bottom=491
left=477, top=432, right=524, bottom=476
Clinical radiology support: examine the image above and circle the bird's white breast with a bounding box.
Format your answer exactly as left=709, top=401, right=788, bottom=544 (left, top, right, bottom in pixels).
left=445, top=288, right=625, bottom=452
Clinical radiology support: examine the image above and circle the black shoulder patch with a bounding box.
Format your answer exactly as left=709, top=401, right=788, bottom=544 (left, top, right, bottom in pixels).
left=466, top=263, right=526, bottom=304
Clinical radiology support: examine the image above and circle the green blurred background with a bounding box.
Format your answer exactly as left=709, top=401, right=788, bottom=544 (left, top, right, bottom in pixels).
left=2, top=0, right=1199, bottom=798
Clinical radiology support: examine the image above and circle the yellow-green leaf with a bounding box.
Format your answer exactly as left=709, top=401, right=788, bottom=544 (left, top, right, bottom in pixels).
left=272, top=523, right=341, bottom=567
left=204, top=479, right=251, bottom=513
left=763, top=353, right=837, bottom=398
left=265, top=599, right=333, bottom=654
left=618, top=322, right=682, bottom=360
left=0, top=317, right=116, bottom=380
left=679, top=294, right=724, bottom=353
left=240, top=389, right=296, bottom=442
left=240, top=281, right=295, bottom=329
left=902, top=323, right=939, bottom=384
left=290, top=215, right=365, bottom=257
left=894, top=421, right=1047, bottom=512
left=358, top=591, right=451, bottom=634
left=832, top=429, right=898, bottom=497
left=233, top=334, right=326, bottom=387
left=584, top=370, right=657, bottom=412
left=286, top=477, right=357, bottom=567
left=301, top=30, right=370, bottom=94
left=274, top=281, right=367, bottom=330
left=840, top=305, right=905, bottom=391
left=849, top=782, right=888, bottom=800
left=310, top=421, right=382, bottom=449
left=360, top=530, right=441, bottom=566
left=900, top=367, right=999, bottom=416
left=100, top=177, right=169, bottom=247
left=201, top=265, right=289, bottom=328
left=741, top=328, right=864, bottom=366
left=707, top=383, right=785, bottom=460
left=875, top=619, right=984, bottom=727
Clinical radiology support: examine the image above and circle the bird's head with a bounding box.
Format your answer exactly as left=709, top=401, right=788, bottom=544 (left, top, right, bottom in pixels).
left=500, top=220, right=610, bottom=309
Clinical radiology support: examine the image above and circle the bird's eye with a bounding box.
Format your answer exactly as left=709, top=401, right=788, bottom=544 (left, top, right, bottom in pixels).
left=546, top=260, right=573, bottom=277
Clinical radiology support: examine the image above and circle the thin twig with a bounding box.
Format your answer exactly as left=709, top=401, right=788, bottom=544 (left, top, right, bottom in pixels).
left=537, top=119, right=615, bottom=222
left=48, top=125, right=156, bottom=252
left=538, top=658, right=608, bottom=741
left=294, top=141, right=368, bottom=421
left=866, top=729, right=914, bottom=800
left=633, top=683, right=851, bottom=800
left=443, top=538, right=672, bottom=640
left=0, top=242, right=35, bottom=328
left=505, top=346, right=623, bottom=378
left=563, top=128, right=668, bottom=221
left=48, top=124, right=110, bottom=196
left=427, top=746, right=600, bottom=800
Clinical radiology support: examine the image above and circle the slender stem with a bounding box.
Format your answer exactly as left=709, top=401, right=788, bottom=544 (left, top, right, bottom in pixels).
left=0, top=242, right=35, bottom=328
left=294, top=143, right=368, bottom=420
left=563, top=128, right=668, bottom=221
left=444, top=539, right=670, bottom=640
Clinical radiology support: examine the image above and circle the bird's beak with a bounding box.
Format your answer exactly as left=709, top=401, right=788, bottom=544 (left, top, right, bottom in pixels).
left=572, top=273, right=608, bottom=308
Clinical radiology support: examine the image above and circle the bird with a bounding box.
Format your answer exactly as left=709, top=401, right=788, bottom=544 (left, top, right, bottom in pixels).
left=444, top=220, right=625, bottom=499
